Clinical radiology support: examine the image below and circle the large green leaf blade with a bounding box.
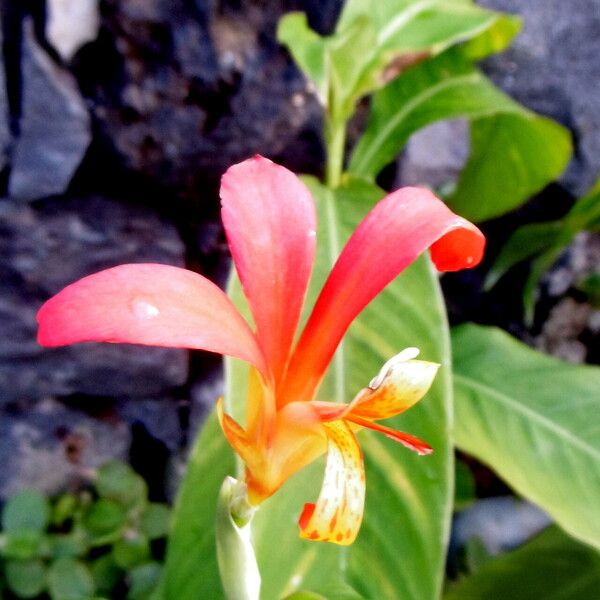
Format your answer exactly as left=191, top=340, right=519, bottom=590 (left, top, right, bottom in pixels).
left=349, top=49, right=521, bottom=178
left=447, top=113, right=571, bottom=222
left=444, top=527, right=600, bottom=600
left=163, top=413, right=235, bottom=600
left=165, top=177, right=454, bottom=600
left=452, top=324, right=600, bottom=550
left=248, top=178, right=453, bottom=599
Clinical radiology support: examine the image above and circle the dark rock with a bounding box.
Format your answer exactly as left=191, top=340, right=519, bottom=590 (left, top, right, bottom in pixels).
left=4, top=20, right=91, bottom=200
left=479, top=0, right=600, bottom=195
left=397, top=119, right=469, bottom=189
left=118, top=397, right=182, bottom=451
left=0, top=397, right=129, bottom=498
left=72, top=0, right=345, bottom=194
left=188, top=365, right=223, bottom=443
left=0, top=194, right=188, bottom=403
left=452, top=497, right=551, bottom=556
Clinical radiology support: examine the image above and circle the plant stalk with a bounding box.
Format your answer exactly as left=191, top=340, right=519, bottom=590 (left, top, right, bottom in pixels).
left=325, top=114, right=346, bottom=189
left=216, top=476, right=261, bottom=600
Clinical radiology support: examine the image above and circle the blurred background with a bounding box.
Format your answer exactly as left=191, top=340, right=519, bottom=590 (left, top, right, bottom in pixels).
left=0, top=0, right=599, bottom=598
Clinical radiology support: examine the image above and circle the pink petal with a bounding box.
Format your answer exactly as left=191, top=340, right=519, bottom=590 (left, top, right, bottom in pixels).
left=221, top=156, right=317, bottom=386
left=37, top=263, right=267, bottom=375
left=283, top=186, right=484, bottom=403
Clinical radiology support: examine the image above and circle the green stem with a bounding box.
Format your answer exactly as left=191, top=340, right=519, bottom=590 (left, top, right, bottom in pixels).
left=325, top=115, right=347, bottom=189
left=216, top=477, right=261, bottom=600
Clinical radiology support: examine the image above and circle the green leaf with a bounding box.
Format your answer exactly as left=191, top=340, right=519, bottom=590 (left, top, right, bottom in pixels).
left=484, top=221, right=565, bottom=291
left=277, top=13, right=328, bottom=103
left=576, top=273, right=600, bottom=308
left=444, top=527, right=600, bottom=600
left=236, top=177, right=453, bottom=599
left=460, top=13, right=521, bottom=60
left=163, top=413, right=235, bottom=599
left=91, top=554, right=122, bottom=596
left=48, top=532, right=88, bottom=558
left=349, top=49, right=520, bottom=178
left=96, top=461, right=147, bottom=507
left=337, top=0, right=502, bottom=55
left=48, top=558, right=95, bottom=600
left=2, top=491, right=50, bottom=534
left=452, top=324, right=600, bottom=550
left=485, top=177, right=600, bottom=322
left=1, top=531, right=44, bottom=560
left=127, top=563, right=163, bottom=600
left=164, top=176, right=454, bottom=599
left=279, top=1, right=511, bottom=125
left=447, top=113, right=571, bottom=221
left=113, top=534, right=151, bottom=569
left=5, top=559, right=46, bottom=598
left=84, top=499, right=127, bottom=536
left=139, top=504, right=171, bottom=540
left=454, top=459, right=475, bottom=511
left=565, top=177, right=600, bottom=232
left=52, top=494, right=79, bottom=527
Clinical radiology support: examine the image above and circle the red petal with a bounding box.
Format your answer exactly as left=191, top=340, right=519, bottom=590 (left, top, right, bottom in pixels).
left=283, top=187, right=484, bottom=403
left=221, top=156, right=317, bottom=385
left=347, top=415, right=433, bottom=456
left=37, top=263, right=267, bottom=375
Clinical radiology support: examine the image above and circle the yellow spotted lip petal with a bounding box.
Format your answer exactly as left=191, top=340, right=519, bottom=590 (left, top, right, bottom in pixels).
left=298, top=421, right=365, bottom=546
left=348, top=351, right=439, bottom=420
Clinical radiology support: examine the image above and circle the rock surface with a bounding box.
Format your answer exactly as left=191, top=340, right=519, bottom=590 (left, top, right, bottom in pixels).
left=2, top=20, right=91, bottom=200
left=73, top=0, right=343, bottom=193
left=0, top=194, right=188, bottom=403
left=479, top=0, right=600, bottom=195
left=46, top=0, right=100, bottom=62
left=0, top=397, right=129, bottom=497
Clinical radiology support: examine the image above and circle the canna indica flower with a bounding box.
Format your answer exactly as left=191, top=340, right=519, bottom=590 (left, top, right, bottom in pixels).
left=37, top=156, right=484, bottom=545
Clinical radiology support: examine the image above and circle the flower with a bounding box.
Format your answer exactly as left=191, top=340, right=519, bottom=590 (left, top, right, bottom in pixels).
left=37, top=155, right=484, bottom=545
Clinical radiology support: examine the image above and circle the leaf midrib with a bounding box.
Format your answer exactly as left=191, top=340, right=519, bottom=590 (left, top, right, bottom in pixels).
left=351, top=72, right=481, bottom=173
left=378, top=0, right=492, bottom=46
left=454, top=373, right=600, bottom=462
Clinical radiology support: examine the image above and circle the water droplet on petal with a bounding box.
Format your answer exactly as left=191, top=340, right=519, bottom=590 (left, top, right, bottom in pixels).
left=131, top=298, right=160, bottom=320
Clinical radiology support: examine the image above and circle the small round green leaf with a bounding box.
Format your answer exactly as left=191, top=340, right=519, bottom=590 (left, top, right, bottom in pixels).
left=48, top=558, right=95, bottom=600
left=127, top=562, right=162, bottom=600
left=84, top=500, right=127, bottom=535
left=2, top=531, right=44, bottom=560
left=113, top=534, right=150, bottom=569
left=52, top=494, right=79, bottom=527
left=139, top=504, right=170, bottom=540
left=49, top=533, right=88, bottom=559
left=91, top=554, right=122, bottom=596
left=2, top=491, right=50, bottom=533
left=96, top=462, right=147, bottom=506
left=5, top=559, right=46, bottom=598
